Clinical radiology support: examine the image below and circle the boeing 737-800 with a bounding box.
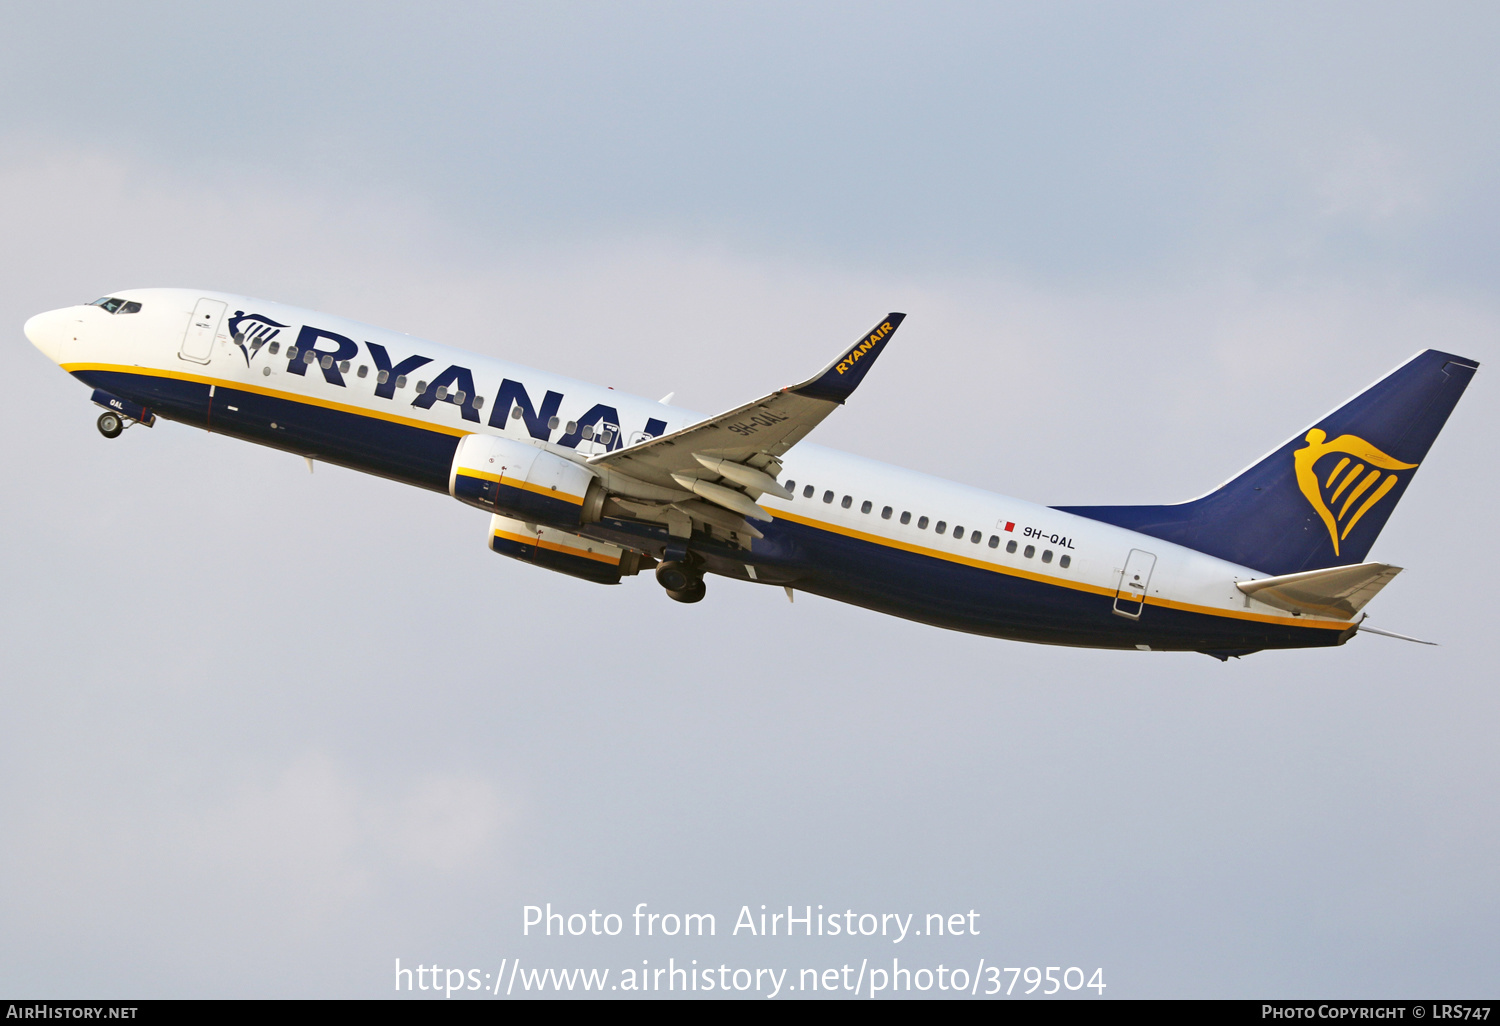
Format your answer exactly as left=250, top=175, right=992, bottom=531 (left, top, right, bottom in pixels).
left=25, top=289, right=1478, bottom=658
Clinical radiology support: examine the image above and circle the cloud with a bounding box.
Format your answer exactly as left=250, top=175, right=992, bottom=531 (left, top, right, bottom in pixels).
left=1311, top=133, right=1427, bottom=223
left=0, top=749, right=511, bottom=939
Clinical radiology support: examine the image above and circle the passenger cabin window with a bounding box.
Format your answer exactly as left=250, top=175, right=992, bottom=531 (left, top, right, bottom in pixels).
left=548, top=416, right=560, bottom=429
left=321, top=355, right=333, bottom=369
left=823, top=490, right=834, bottom=503
left=474, top=396, right=485, bottom=410
left=803, top=485, right=814, bottom=498
left=953, top=524, right=964, bottom=538
left=917, top=516, right=928, bottom=529
left=988, top=535, right=999, bottom=548
left=860, top=500, right=872, bottom=514
left=900, top=512, right=911, bottom=525
left=882, top=506, right=893, bottom=519
left=376, top=369, right=388, bottom=383
left=936, top=521, right=946, bottom=533
left=1023, top=544, right=1035, bottom=558
left=416, top=380, right=427, bottom=392
left=1059, top=555, right=1072, bottom=569
left=395, top=375, right=407, bottom=389
left=268, top=341, right=280, bottom=355
left=1006, top=540, right=1018, bottom=553
left=1041, top=550, right=1053, bottom=563
left=358, top=365, right=369, bottom=378
left=841, top=495, right=852, bottom=509
left=511, top=407, right=524, bottom=420
left=339, top=360, right=350, bottom=373
left=786, top=480, right=796, bottom=495
left=971, top=530, right=982, bottom=543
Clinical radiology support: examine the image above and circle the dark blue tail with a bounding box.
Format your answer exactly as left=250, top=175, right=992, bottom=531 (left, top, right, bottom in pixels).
left=1056, top=350, right=1479, bottom=575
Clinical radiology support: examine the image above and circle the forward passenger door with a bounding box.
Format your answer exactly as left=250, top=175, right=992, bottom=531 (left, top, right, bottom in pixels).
left=179, top=298, right=227, bottom=364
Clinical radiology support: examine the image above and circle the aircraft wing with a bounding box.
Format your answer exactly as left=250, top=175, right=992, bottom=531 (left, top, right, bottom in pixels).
left=589, top=314, right=904, bottom=500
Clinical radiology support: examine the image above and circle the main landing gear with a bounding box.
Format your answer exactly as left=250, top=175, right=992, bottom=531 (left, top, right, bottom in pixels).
left=655, top=558, right=707, bottom=604
left=97, top=411, right=124, bottom=438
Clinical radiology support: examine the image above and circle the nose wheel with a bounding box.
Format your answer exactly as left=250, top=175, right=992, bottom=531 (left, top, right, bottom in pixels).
left=97, top=412, right=124, bottom=439
left=656, top=559, right=707, bottom=603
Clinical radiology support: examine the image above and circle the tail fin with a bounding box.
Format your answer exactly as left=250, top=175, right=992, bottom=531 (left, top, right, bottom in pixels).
left=1056, top=350, right=1479, bottom=575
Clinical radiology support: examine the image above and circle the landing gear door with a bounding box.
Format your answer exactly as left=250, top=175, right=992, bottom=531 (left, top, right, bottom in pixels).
left=1113, top=548, right=1157, bottom=619
left=179, top=298, right=228, bottom=364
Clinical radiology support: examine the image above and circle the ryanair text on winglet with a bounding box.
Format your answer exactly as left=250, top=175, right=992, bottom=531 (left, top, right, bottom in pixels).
left=834, top=322, right=895, bottom=375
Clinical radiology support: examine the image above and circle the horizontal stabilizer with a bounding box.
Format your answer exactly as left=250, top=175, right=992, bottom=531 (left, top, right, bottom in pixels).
left=1236, top=562, right=1401, bottom=620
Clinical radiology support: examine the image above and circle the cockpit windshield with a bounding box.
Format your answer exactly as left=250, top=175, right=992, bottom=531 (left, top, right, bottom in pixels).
left=87, top=297, right=142, bottom=314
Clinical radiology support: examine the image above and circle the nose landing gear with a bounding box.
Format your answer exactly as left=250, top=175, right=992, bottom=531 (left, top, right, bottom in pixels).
left=655, top=558, right=707, bottom=604
left=90, top=390, right=155, bottom=439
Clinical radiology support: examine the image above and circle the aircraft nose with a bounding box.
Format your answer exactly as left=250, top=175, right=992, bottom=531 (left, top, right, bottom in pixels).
left=24, top=307, right=74, bottom=363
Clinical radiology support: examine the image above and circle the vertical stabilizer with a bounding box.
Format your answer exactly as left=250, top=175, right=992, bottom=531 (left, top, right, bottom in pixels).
left=1057, top=350, right=1479, bottom=575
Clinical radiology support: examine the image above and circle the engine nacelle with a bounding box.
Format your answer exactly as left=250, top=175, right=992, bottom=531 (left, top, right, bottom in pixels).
left=488, top=514, right=650, bottom=585
left=450, top=432, right=605, bottom=529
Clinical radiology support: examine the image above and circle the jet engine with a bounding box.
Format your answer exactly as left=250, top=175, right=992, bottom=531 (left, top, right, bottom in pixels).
left=486, top=514, right=651, bottom=585
left=449, top=432, right=606, bottom=529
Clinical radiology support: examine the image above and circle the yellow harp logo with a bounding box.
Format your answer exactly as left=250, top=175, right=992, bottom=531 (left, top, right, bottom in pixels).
left=1294, top=429, right=1417, bottom=556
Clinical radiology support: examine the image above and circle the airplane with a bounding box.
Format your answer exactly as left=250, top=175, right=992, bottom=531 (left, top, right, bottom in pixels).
left=24, top=288, right=1478, bottom=659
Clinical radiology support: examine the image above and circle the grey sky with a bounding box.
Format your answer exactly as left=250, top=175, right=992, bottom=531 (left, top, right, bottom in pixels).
left=1, top=2, right=1496, bottom=998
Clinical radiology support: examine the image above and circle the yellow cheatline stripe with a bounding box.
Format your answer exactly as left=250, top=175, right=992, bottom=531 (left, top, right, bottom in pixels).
left=63, top=362, right=472, bottom=438
left=493, top=529, right=619, bottom=565
left=773, top=508, right=1347, bottom=631
left=1324, top=457, right=1351, bottom=489
left=456, top=468, right=585, bottom=505
left=1342, top=473, right=1399, bottom=540
left=1337, top=468, right=1381, bottom=521
left=504, top=479, right=585, bottom=504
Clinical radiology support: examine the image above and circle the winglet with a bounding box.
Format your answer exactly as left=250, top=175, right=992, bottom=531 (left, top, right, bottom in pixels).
left=791, top=313, right=905, bottom=404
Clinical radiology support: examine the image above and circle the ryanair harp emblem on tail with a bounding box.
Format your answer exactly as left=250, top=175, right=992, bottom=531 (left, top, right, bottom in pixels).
left=1294, top=429, right=1418, bottom=555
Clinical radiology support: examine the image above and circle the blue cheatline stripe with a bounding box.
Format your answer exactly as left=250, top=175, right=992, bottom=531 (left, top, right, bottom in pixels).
left=72, top=366, right=463, bottom=491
